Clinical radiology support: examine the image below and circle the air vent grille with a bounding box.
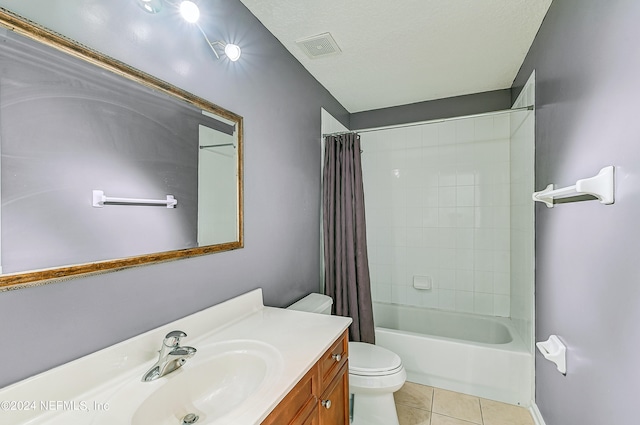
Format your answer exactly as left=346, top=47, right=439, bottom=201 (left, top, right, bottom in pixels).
left=296, top=32, right=342, bottom=59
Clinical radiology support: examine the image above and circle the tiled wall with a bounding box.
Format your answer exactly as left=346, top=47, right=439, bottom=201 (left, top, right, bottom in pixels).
left=361, top=113, right=512, bottom=317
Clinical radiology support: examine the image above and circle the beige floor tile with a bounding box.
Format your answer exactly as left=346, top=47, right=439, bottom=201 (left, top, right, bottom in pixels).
left=480, top=399, right=535, bottom=425
left=395, top=382, right=434, bottom=410
left=432, top=388, right=482, bottom=424
left=397, top=404, right=432, bottom=425
left=431, top=413, right=478, bottom=425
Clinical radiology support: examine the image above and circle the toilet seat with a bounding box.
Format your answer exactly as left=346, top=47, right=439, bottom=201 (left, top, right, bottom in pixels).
left=349, top=342, right=403, bottom=376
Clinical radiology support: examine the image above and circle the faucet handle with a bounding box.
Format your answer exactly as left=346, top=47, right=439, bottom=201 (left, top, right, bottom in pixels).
left=164, top=330, right=187, bottom=347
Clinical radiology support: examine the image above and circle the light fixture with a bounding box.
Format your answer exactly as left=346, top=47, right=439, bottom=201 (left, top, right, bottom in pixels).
left=207, top=41, right=242, bottom=62
left=179, top=1, right=200, bottom=23
left=223, top=43, right=242, bottom=62
left=136, top=0, right=241, bottom=61
left=136, top=0, right=197, bottom=19
left=137, top=0, right=163, bottom=14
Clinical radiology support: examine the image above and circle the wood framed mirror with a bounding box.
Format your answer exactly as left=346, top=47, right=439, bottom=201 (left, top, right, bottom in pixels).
left=0, top=8, right=243, bottom=291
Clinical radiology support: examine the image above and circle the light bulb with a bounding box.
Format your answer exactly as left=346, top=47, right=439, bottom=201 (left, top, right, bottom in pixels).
left=137, top=0, right=163, bottom=14
left=179, top=1, right=200, bottom=23
left=224, top=43, right=241, bottom=61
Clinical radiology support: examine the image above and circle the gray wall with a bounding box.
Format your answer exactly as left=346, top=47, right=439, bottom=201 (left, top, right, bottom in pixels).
left=350, top=89, right=512, bottom=130
left=513, top=0, right=640, bottom=423
left=0, top=0, right=348, bottom=388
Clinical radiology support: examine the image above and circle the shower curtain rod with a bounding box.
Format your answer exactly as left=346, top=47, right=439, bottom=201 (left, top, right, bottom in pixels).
left=322, top=105, right=533, bottom=138
left=354, top=105, right=534, bottom=134
left=322, top=130, right=358, bottom=137
left=199, top=143, right=235, bottom=149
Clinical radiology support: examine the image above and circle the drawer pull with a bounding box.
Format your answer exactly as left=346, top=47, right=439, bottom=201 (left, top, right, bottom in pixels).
left=331, top=353, right=342, bottom=362
left=321, top=399, right=332, bottom=409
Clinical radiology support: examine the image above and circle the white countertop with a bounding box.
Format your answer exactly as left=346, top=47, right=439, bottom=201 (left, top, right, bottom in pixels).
left=0, top=289, right=352, bottom=424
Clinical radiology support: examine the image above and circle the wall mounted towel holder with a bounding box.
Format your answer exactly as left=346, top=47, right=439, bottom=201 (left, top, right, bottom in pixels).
left=92, top=190, right=177, bottom=208
left=532, top=166, right=614, bottom=208
left=536, top=335, right=566, bottom=374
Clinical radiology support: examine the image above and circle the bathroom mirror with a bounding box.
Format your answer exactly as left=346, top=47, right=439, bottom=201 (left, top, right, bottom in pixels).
left=0, top=9, right=243, bottom=290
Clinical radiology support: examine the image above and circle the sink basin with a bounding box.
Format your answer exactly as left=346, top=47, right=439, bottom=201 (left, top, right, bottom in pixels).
left=92, top=340, right=284, bottom=425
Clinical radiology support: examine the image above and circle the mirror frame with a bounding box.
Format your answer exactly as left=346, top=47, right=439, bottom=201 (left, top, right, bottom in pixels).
left=0, top=8, right=244, bottom=291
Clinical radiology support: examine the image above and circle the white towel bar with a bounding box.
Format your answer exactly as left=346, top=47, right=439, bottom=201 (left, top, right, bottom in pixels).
left=92, top=190, right=177, bottom=208
left=532, top=166, right=614, bottom=208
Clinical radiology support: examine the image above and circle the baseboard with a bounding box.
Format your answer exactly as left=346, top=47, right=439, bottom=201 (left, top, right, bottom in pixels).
left=530, top=401, right=547, bottom=425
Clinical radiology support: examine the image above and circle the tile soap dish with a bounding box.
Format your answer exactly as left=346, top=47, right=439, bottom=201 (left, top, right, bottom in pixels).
left=536, top=335, right=566, bottom=374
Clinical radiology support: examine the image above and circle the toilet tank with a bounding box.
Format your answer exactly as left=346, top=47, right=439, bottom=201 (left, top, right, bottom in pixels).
left=287, top=293, right=333, bottom=315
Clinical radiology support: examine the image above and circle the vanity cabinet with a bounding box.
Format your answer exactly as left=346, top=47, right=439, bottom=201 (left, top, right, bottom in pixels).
left=262, top=330, right=349, bottom=425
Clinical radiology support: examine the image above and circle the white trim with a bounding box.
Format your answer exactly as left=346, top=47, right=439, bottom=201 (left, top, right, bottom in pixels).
left=530, top=401, right=547, bottom=425
left=513, top=69, right=536, bottom=109
left=512, top=68, right=537, bottom=406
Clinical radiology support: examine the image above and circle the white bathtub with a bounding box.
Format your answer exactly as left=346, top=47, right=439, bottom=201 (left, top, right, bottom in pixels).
left=373, top=302, right=533, bottom=406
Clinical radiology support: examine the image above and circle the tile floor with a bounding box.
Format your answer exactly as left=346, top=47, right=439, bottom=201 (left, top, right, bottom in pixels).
left=394, top=382, right=535, bottom=425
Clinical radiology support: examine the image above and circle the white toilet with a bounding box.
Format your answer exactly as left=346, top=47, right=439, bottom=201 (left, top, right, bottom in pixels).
left=288, top=293, right=406, bottom=425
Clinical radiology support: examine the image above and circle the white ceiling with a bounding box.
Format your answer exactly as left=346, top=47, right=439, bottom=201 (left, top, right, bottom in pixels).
left=239, top=0, right=552, bottom=113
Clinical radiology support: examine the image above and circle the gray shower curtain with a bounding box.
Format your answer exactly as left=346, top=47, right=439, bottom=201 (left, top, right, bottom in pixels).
left=323, top=132, right=375, bottom=344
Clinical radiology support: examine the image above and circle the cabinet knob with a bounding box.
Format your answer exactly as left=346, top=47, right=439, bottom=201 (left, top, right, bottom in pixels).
left=332, top=353, right=342, bottom=362
left=321, top=399, right=332, bottom=409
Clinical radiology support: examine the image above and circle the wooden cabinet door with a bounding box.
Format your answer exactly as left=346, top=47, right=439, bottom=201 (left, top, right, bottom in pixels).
left=318, top=363, right=349, bottom=425
left=302, top=408, right=319, bottom=425
left=261, top=331, right=349, bottom=425
left=261, top=365, right=318, bottom=425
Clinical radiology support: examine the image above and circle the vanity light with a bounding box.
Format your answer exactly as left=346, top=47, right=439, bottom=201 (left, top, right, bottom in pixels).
left=137, top=0, right=163, bottom=14
left=136, top=0, right=198, bottom=20
left=223, top=43, right=242, bottom=62
left=207, top=41, right=242, bottom=62
left=179, top=1, right=200, bottom=23
left=136, top=0, right=242, bottom=62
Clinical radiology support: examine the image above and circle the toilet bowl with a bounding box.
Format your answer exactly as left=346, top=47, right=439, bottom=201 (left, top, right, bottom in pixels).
left=348, top=341, right=406, bottom=425
left=287, top=293, right=406, bottom=425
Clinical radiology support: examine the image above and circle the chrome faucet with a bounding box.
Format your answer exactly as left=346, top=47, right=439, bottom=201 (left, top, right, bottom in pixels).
left=142, top=330, right=197, bottom=382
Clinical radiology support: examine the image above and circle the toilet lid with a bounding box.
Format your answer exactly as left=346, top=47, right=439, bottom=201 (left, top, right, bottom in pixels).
left=349, top=342, right=403, bottom=375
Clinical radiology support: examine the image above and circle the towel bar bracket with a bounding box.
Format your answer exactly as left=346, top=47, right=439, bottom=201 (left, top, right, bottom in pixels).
left=532, top=166, right=614, bottom=208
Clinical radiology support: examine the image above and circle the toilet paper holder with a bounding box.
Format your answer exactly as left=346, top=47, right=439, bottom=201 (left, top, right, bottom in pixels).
left=536, top=335, right=566, bottom=375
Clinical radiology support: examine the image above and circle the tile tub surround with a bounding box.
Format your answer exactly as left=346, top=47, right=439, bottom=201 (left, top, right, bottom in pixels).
left=395, top=382, right=535, bottom=425
left=0, top=289, right=352, bottom=424
left=361, top=113, right=512, bottom=317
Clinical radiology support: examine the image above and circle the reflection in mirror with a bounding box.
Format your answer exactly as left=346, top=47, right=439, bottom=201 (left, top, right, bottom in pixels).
left=0, top=10, right=243, bottom=290
left=198, top=112, right=239, bottom=246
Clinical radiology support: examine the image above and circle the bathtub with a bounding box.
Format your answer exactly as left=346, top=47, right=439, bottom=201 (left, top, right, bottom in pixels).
left=373, top=302, right=533, bottom=406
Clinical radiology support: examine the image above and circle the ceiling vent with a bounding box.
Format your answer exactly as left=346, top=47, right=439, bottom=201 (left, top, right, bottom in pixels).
left=296, top=32, right=342, bottom=59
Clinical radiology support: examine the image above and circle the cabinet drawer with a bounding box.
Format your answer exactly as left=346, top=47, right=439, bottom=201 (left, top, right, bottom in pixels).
left=319, top=330, right=348, bottom=387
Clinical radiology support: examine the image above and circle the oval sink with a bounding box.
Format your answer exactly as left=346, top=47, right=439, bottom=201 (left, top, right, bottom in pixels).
left=93, top=340, right=283, bottom=425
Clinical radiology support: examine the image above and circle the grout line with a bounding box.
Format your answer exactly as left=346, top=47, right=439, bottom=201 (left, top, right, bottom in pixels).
left=429, top=386, right=434, bottom=425
left=396, top=403, right=431, bottom=412
left=430, top=412, right=478, bottom=425
left=430, top=386, right=434, bottom=412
